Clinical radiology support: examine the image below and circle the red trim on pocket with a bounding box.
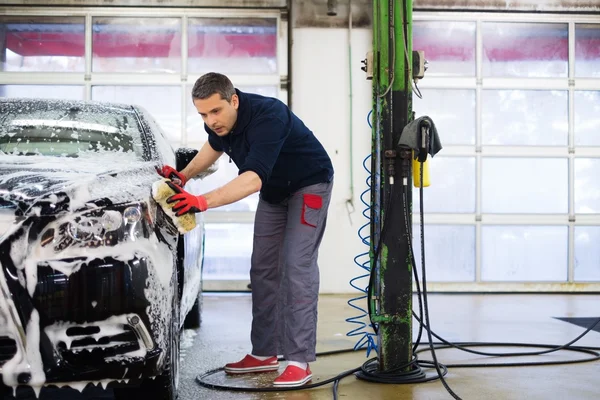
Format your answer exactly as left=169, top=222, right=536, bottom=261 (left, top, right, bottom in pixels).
left=301, top=194, right=323, bottom=228
left=304, top=194, right=323, bottom=209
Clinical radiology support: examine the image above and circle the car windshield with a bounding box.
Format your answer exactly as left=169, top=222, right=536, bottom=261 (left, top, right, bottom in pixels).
left=0, top=100, right=145, bottom=160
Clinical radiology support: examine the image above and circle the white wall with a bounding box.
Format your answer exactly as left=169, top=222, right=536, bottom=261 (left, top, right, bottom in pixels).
left=292, top=28, right=374, bottom=294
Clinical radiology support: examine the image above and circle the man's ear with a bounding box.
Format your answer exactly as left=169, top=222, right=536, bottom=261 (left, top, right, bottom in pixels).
left=231, top=94, right=239, bottom=110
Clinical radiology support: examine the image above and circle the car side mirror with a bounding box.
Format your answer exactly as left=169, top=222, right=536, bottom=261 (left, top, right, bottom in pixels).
left=175, top=147, right=218, bottom=180
left=175, top=148, right=198, bottom=171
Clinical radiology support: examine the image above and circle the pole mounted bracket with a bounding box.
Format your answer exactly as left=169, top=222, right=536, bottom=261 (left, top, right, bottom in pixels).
left=412, top=50, right=427, bottom=80
left=371, top=314, right=411, bottom=325
left=397, top=148, right=412, bottom=178
left=399, top=149, right=412, bottom=159
left=361, top=51, right=374, bottom=80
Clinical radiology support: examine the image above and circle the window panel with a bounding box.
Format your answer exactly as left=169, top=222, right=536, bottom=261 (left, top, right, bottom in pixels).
left=0, top=16, right=85, bottom=72
left=574, top=91, right=600, bottom=146
left=574, top=227, right=600, bottom=281
left=414, top=157, right=475, bottom=214
left=482, top=226, right=568, bottom=281
left=411, top=225, right=475, bottom=282
left=91, top=86, right=181, bottom=142
left=482, top=90, right=568, bottom=146
left=188, top=18, right=277, bottom=74
left=413, top=21, right=476, bottom=76
left=482, top=158, right=568, bottom=214
left=574, top=158, right=600, bottom=214
left=197, top=157, right=259, bottom=212
left=482, top=22, right=568, bottom=77
left=413, top=89, right=475, bottom=145
left=203, top=223, right=253, bottom=280
left=0, top=85, right=83, bottom=100
left=92, top=17, right=181, bottom=73
left=575, top=24, right=600, bottom=78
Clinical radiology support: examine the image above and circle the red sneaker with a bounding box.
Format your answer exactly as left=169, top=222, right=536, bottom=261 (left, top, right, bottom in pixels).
left=224, top=354, right=279, bottom=374
left=273, top=365, right=312, bottom=387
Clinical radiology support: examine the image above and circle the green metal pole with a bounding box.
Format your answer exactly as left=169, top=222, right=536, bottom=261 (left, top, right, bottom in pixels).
left=371, top=0, right=413, bottom=372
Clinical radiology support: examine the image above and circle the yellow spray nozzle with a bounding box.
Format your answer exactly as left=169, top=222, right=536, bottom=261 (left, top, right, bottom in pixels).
left=412, top=152, right=430, bottom=188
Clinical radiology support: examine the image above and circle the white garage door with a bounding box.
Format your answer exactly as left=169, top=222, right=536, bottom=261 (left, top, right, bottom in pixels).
left=0, top=5, right=288, bottom=291
left=411, top=12, right=600, bottom=291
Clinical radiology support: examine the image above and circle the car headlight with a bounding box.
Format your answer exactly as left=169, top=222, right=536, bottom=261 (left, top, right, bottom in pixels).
left=66, top=210, right=126, bottom=243
left=40, top=204, right=149, bottom=250
left=67, top=218, right=100, bottom=242
left=123, top=207, right=141, bottom=224
left=102, top=210, right=123, bottom=231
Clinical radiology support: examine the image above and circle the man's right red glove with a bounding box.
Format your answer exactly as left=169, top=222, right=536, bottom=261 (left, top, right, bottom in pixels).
left=156, top=165, right=187, bottom=186
left=165, top=182, right=208, bottom=216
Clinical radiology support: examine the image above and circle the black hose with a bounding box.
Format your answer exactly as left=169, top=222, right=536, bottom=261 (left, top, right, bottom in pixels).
left=412, top=159, right=462, bottom=399
left=196, top=339, right=600, bottom=397
left=196, top=156, right=600, bottom=400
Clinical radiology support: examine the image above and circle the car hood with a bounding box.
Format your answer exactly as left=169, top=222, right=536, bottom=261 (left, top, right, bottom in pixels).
left=0, top=154, right=159, bottom=217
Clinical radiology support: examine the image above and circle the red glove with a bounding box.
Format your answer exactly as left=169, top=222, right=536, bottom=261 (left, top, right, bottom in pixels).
left=156, top=165, right=187, bottom=186
left=165, top=181, right=208, bottom=216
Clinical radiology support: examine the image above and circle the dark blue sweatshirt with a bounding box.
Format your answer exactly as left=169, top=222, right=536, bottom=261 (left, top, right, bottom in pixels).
left=205, top=89, right=334, bottom=204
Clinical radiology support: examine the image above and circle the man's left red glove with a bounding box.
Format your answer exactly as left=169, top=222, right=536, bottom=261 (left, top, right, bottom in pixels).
left=165, top=181, right=208, bottom=216
left=157, top=165, right=187, bottom=186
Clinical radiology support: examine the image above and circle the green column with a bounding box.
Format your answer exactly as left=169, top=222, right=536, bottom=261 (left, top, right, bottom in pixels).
left=370, top=0, right=414, bottom=372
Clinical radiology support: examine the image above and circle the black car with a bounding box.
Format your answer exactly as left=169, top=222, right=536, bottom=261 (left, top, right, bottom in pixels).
left=0, top=98, right=206, bottom=399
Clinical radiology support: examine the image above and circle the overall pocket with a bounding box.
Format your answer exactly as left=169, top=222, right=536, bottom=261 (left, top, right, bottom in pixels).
left=301, top=194, right=323, bottom=228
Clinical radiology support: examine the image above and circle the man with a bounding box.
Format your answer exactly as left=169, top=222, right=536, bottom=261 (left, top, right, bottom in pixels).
left=158, top=72, right=334, bottom=387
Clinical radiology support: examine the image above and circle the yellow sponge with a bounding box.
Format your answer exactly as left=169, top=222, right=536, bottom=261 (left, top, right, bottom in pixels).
left=151, top=178, right=197, bottom=234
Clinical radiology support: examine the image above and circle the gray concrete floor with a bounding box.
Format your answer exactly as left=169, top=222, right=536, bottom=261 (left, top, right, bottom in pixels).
left=4, top=293, right=600, bottom=399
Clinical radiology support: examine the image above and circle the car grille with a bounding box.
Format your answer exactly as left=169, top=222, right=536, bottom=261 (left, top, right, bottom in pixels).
left=0, top=335, right=17, bottom=367
left=56, top=324, right=142, bottom=365
left=33, top=259, right=149, bottom=324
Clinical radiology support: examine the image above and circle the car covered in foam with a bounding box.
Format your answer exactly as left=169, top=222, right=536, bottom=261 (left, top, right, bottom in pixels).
left=0, top=98, right=207, bottom=399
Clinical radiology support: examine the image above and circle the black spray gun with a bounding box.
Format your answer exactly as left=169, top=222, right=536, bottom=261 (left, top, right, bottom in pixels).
left=397, top=116, right=442, bottom=187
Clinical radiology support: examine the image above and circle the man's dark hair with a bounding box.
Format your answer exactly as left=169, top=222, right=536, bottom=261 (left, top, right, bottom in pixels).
left=191, top=72, right=236, bottom=102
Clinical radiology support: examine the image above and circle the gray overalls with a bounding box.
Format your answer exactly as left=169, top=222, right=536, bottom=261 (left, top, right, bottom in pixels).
left=250, top=180, right=333, bottom=363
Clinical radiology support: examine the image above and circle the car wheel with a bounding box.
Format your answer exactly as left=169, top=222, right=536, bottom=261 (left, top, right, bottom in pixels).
left=114, top=271, right=181, bottom=400
left=183, top=292, right=202, bottom=329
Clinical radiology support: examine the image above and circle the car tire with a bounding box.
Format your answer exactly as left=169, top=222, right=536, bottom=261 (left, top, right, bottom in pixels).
left=114, top=270, right=181, bottom=400
left=183, top=292, right=202, bottom=329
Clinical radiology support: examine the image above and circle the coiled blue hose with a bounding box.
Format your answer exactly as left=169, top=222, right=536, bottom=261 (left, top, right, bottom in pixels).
left=345, top=110, right=378, bottom=357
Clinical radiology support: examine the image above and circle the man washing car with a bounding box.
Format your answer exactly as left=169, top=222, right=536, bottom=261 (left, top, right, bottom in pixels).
left=157, top=72, right=334, bottom=387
